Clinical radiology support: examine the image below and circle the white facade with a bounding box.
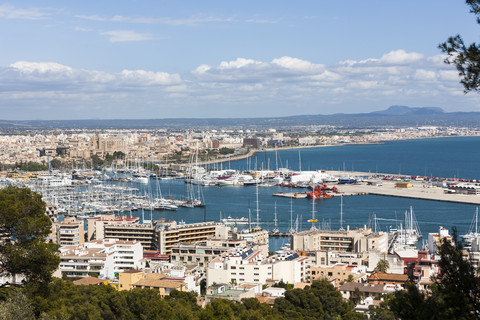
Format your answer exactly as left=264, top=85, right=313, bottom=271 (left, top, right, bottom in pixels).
left=206, top=248, right=313, bottom=286
left=59, top=239, right=144, bottom=280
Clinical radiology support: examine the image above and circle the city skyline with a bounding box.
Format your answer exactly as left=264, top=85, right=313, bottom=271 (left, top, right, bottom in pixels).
left=1, top=1, right=480, bottom=120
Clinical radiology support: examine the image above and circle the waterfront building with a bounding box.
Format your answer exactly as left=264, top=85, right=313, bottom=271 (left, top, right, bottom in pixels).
left=156, top=221, right=229, bottom=255
left=243, top=137, right=261, bottom=148
left=87, top=215, right=155, bottom=249
left=292, top=228, right=388, bottom=253
left=88, top=216, right=230, bottom=253
left=87, top=215, right=139, bottom=241
left=59, top=238, right=144, bottom=280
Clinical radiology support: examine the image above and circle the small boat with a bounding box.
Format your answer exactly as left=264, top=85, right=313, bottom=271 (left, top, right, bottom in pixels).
left=222, top=216, right=249, bottom=225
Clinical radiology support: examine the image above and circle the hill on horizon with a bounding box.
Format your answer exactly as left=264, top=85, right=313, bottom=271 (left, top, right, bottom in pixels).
left=0, top=106, right=478, bottom=129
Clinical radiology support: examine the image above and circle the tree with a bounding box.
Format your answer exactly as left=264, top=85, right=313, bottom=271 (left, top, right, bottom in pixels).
left=0, top=288, right=34, bottom=320
left=431, top=227, right=480, bottom=318
left=439, top=0, right=480, bottom=92
left=0, top=186, right=59, bottom=284
left=374, top=259, right=390, bottom=273
left=383, top=228, right=480, bottom=319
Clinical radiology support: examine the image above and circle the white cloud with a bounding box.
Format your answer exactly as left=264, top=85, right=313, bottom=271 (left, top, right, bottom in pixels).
left=100, top=30, right=156, bottom=42
left=379, top=50, right=424, bottom=65
left=76, top=13, right=234, bottom=26
left=11, top=61, right=72, bottom=73
left=0, top=50, right=476, bottom=119
left=0, top=3, right=51, bottom=20
left=3, top=61, right=181, bottom=89
left=219, top=58, right=260, bottom=69
left=414, top=69, right=437, bottom=81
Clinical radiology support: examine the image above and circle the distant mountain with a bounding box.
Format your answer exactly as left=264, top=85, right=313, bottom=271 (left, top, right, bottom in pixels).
left=370, top=105, right=445, bottom=116
left=0, top=106, right=479, bottom=129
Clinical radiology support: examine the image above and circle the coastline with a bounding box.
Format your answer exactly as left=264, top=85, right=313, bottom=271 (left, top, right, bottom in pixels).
left=196, top=134, right=478, bottom=167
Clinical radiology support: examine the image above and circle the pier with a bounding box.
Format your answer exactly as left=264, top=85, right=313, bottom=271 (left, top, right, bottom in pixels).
left=332, top=175, right=480, bottom=205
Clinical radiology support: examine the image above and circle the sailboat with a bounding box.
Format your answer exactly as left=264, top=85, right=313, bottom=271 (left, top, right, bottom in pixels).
left=393, top=206, right=422, bottom=247
left=270, top=202, right=280, bottom=235
left=461, top=207, right=480, bottom=250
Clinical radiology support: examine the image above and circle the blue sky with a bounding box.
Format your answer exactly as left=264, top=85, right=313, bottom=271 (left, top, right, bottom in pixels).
left=1, top=1, right=480, bottom=120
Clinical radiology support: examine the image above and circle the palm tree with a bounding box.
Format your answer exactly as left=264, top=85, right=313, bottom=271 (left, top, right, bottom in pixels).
left=374, top=259, right=390, bottom=273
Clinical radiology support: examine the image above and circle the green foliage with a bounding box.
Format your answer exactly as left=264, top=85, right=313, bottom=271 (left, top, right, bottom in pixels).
left=0, top=288, right=35, bottom=320
left=90, top=154, right=104, bottom=168
left=219, top=147, right=235, bottom=155
left=0, top=186, right=59, bottom=284
left=49, top=159, right=62, bottom=170
left=273, top=279, right=364, bottom=320
left=439, top=0, right=480, bottom=93
left=272, top=280, right=293, bottom=290
left=373, top=259, right=390, bottom=273
left=346, top=274, right=355, bottom=282
left=17, top=162, right=48, bottom=172
left=0, top=277, right=368, bottom=319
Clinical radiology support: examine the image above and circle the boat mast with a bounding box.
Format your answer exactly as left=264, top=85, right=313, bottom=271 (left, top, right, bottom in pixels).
left=476, top=207, right=478, bottom=234
left=288, top=191, right=295, bottom=234
left=298, top=150, right=301, bottom=172
left=256, top=179, right=260, bottom=228
left=310, top=198, right=316, bottom=231
left=273, top=202, right=279, bottom=233
left=339, top=195, right=344, bottom=231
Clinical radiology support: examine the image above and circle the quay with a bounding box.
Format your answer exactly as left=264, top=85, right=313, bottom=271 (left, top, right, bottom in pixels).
left=328, top=173, right=480, bottom=205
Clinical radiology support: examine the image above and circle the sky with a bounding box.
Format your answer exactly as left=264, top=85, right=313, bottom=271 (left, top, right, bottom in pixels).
left=1, top=1, right=480, bottom=120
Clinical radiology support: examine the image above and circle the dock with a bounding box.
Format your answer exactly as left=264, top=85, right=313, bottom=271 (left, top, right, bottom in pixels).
left=272, top=192, right=308, bottom=199
left=336, top=180, right=480, bottom=205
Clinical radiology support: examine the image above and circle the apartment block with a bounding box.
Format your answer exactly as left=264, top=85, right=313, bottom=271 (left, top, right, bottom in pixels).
left=59, top=238, right=144, bottom=280
left=206, top=248, right=313, bottom=287
left=292, top=228, right=388, bottom=253
left=170, top=238, right=248, bottom=270
left=156, top=221, right=229, bottom=254
left=88, top=216, right=229, bottom=253
left=51, top=217, right=85, bottom=246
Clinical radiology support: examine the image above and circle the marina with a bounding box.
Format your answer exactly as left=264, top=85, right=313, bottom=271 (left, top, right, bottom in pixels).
left=1, top=137, right=480, bottom=252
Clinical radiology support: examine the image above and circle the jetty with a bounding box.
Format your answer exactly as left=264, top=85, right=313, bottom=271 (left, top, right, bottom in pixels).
left=334, top=177, right=480, bottom=205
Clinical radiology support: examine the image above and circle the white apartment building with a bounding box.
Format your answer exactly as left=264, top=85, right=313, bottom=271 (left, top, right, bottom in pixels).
left=59, top=238, right=144, bottom=280
left=206, top=248, right=313, bottom=287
